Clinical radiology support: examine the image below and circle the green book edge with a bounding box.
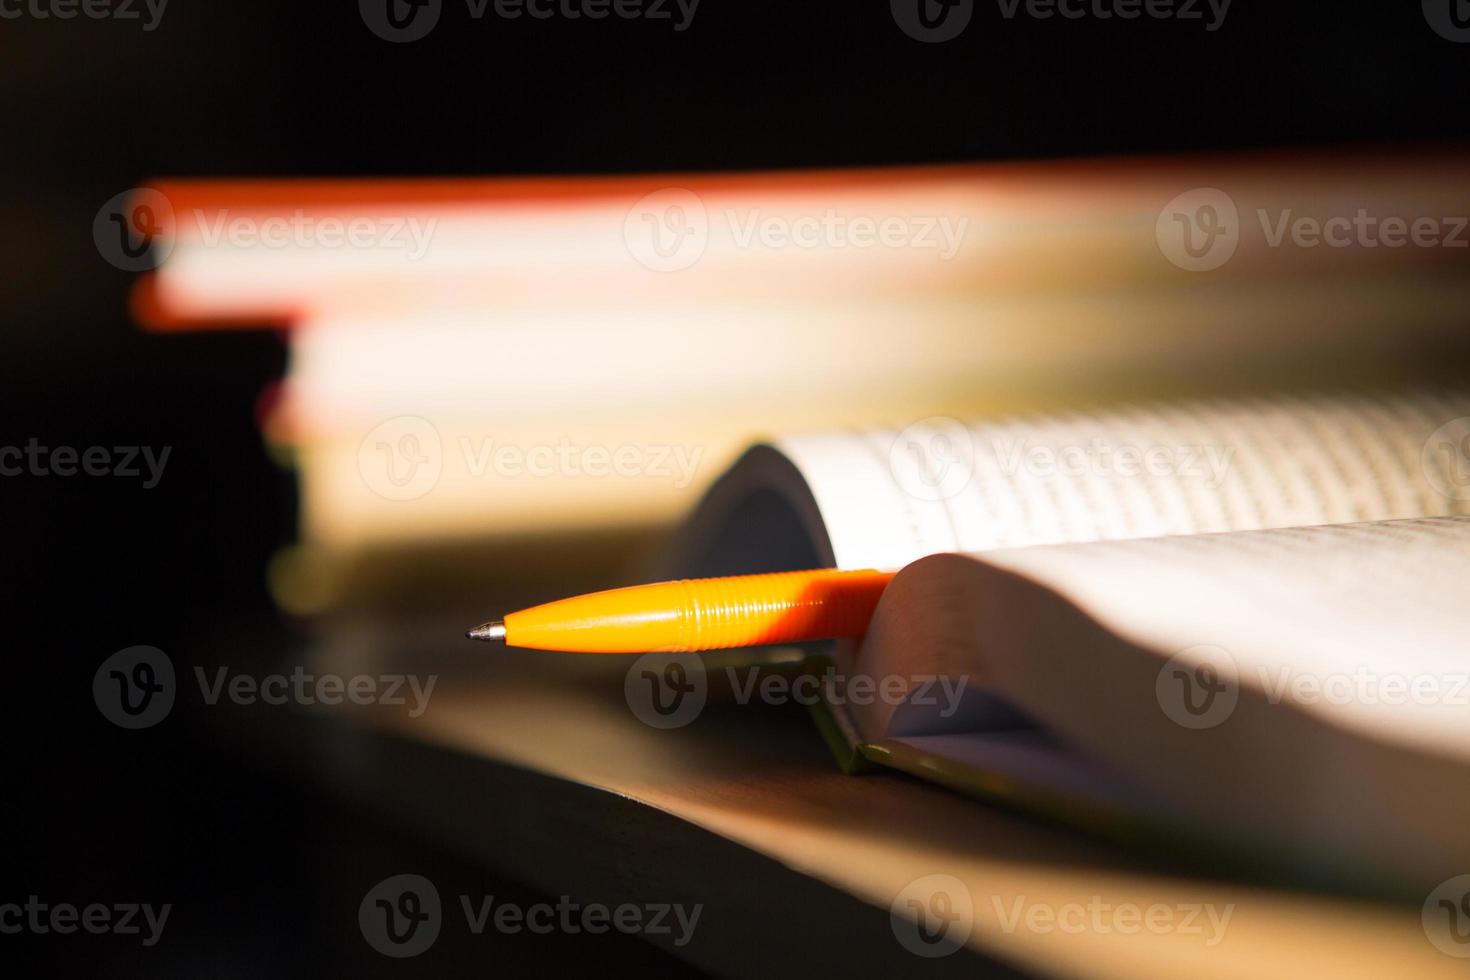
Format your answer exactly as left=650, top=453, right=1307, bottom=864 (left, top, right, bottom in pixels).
left=790, top=651, right=1399, bottom=896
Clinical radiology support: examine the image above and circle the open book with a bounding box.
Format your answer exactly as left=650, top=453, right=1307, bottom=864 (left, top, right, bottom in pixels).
left=131, top=161, right=1470, bottom=891
left=664, top=388, right=1470, bottom=889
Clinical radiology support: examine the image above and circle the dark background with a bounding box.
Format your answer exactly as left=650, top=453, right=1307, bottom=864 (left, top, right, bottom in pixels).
left=4, top=1, right=1467, bottom=974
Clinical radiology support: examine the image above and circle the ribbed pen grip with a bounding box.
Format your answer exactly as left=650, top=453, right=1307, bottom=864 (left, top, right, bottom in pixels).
left=502, top=568, right=897, bottom=653
left=671, top=569, right=894, bottom=652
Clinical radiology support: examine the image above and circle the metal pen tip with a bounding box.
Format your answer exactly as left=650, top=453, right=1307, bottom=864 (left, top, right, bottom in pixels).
left=465, top=621, right=507, bottom=643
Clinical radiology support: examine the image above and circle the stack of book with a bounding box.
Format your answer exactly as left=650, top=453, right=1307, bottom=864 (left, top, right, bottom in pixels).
left=133, top=149, right=1470, bottom=615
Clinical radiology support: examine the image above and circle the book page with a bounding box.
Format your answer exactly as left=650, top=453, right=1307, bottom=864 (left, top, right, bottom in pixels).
left=776, top=389, right=1470, bottom=570
left=980, top=516, right=1470, bottom=747
left=856, top=517, right=1470, bottom=886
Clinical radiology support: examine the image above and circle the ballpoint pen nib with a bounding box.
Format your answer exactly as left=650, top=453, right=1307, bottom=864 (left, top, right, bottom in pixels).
left=465, top=621, right=508, bottom=643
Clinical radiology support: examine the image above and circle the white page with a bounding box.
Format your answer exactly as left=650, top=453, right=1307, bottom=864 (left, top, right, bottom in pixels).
left=775, top=389, right=1470, bottom=570
left=980, top=516, right=1470, bottom=749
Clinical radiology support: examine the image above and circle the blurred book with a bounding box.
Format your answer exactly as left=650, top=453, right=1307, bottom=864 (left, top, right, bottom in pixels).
left=133, top=149, right=1470, bottom=613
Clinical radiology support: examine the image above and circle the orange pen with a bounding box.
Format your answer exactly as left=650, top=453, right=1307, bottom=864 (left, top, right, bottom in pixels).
left=464, top=569, right=896, bottom=653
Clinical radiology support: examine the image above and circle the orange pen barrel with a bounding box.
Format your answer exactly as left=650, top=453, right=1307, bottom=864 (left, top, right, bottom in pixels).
left=502, top=569, right=896, bottom=653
